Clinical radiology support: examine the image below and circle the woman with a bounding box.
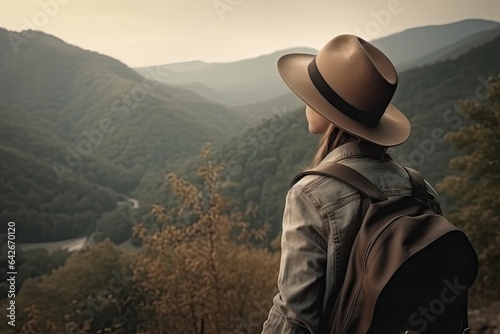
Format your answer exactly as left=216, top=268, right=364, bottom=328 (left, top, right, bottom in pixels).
left=261, top=35, right=442, bottom=333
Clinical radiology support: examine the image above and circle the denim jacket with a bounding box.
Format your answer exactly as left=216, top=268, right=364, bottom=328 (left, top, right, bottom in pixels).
left=261, top=141, right=442, bottom=334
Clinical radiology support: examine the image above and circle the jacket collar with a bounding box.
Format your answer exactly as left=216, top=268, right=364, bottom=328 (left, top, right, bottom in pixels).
left=320, top=141, right=389, bottom=165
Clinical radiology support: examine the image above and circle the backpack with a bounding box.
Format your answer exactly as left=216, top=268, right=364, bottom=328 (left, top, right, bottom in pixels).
left=292, top=162, right=479, bottom=334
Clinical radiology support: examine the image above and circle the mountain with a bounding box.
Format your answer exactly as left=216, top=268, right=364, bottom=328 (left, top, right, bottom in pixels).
left=0, top=28, right=250, bottom=182
left=399, top=26, right=500, bottom=70
left=231, top=92, right=304, bottom=123
left=134, top=47, right=317, bottom=106
left=0, top=139, right=117, bottom=242
left=3, top=20, right=499, bottom=243
left=159, top=60, right=216, bottom=72
left=135, top=47, right=317, bottom=88
left=176, top=81, right=286, bottom=107
left=135, top=33, right=500, bottom=242
left=371, top=19, right=500, bottom=70
left=135, top=19, right=499, bottom=108
left=0, top=28, right=250, bottom=242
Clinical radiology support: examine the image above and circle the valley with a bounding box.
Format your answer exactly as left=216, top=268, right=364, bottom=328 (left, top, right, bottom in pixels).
left=1, top=18, right=499, bottom=251
left=1, top=16, right=499, bottom=334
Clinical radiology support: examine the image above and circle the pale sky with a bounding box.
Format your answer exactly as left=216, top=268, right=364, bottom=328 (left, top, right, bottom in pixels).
left=1, top=0, right=499, bottom=67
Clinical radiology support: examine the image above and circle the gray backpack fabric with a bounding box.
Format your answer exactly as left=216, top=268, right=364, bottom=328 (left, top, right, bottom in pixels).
left=292, top=162, right=479, bottom=334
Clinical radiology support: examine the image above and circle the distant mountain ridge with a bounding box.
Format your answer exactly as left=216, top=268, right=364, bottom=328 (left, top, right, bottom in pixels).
left=399, top=25, right=500, bottom=69
left=370, top=18, right=500, bottom=69
left=134, top=47, right=317, bottom=106
left=135, top=19, right=500, bottom=107
left=135, top=47, right=317, bottom=86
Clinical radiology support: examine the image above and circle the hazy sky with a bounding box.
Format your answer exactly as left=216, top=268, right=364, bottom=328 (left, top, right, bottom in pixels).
left=1, top=0, right=499, bottom=67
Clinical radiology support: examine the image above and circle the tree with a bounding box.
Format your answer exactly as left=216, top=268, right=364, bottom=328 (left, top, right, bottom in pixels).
left=96, top=206, right=134, bottom=244
left=131, top=144, right=279, bottom=334
left=12, top=248, right=70, bottom=296
left=2, top=240, right=136, bottom=334
left=8, top=145, right=281, bottom=334
left=437, top=74, right=500, bottom=307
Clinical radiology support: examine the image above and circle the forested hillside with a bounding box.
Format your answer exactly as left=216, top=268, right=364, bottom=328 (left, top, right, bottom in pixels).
left=0, top=144, right=116, bottom=242
left=0, top=28, right=250, bottom=241
left=392, top=32, right=500, bottom=184
left=136, top=33, right=500, bottom=240
left=134, top=47, right=317, bottom=106
left=6, top=24, right=497, bottom=243
left=404, top=25, right=500, bottom=69
left=2, top=77, right=498, bottom=332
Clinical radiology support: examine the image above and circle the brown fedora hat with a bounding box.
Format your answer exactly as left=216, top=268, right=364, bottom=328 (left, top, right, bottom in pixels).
left=278, top=34, right=410, bottom=147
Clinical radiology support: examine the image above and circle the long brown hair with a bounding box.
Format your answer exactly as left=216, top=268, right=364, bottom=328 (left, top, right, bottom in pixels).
left=308, top=124, right=388, bottom=168
left=308, top=124, right=356, bottom=168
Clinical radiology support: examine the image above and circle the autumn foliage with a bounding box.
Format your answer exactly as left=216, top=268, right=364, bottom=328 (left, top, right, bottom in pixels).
left=131, top=144, right=279, bottom=333
left=6, top=145, right=279, bottom=334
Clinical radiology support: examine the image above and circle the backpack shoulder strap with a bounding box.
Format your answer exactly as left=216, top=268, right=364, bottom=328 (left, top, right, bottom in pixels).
left=402, top=166, right=429, bottom=203
left=291, top=162, right=387, bottom=202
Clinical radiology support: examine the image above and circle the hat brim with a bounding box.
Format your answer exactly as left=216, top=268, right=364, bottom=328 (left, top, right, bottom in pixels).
left=278, top=53, right=411, bottom=147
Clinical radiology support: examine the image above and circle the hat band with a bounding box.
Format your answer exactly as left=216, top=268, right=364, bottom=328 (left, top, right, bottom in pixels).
left=307, top=57, right=380, bottom=127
